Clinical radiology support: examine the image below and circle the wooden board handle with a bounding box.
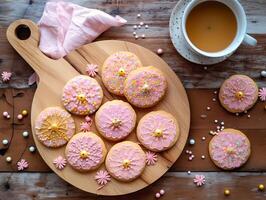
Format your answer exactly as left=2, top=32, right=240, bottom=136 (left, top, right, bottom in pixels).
left=6, top=19, right=75, bottom=76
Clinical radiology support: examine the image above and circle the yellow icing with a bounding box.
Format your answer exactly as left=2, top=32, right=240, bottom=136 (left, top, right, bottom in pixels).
left=80, top=150, right=89, bottom=159
left=226, top=147, right=235, bottom=154
left=77, top=93, right=86, bottom=102
left=118, top=68, right=126, bottom=76
left=141, top=83, right=150, bottom=93
left=235, top=91, right=244, bottom=100
left=111, top=118, right=122, bottom=128
left=122, top=159, right=131, bottom=168
left=153, top=128, right=163, bottom=137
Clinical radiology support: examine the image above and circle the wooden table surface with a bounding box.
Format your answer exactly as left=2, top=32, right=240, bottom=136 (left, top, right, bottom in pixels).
left=0, top=0, right=266, bottom=199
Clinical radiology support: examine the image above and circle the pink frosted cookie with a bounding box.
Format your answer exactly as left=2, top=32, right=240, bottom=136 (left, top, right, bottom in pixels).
left=102, top=51, right=142, bottom=96
left=219, top=75, right=258, bottom=113
left=124, top=66, right=167, bottom=108
left=95, top=100, right=136, bottom=141
left=209, top=129, right=251, bottom=170
left=35, top=107, right=75, bottom=148
left=105, top=141, right=146, bottom=182
left=65, top=132, right=107, bottom=172
left=137, top=111, right=179, bottom=152
left=62, top=75, right=103, bottom=115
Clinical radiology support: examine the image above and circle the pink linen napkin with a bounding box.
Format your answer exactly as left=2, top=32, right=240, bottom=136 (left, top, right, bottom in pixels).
left=38, top=1, right=127, bottom=59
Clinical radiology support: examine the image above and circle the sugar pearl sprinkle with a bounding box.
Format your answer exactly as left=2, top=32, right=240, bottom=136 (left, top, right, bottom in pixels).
left=137, top=13, right=141, bottom=18
left=2, top=139, right=9, bottom=145
left=3, top=111, right=8, bottom=117
left=201, top=155, right=205, bottom=159
left=29, top=146, right=36, bottom=153
left=22, top=131, right=29, bottom=138
left=155, top=193, right=161, bottom=198
left=202, top=136, right=206, bottom=141
left=17, top=114, right=23, bottom=120
left=258, top=184, right=265, bottom=191
left=189, top=139, right=195, bottom=145
left=224, top=189, right=230, bottom=196
left=261, top=70, right=266, bottom=77
left=21, top=110, right=28, bottom=116
left=157, top=48, right=163, bottom=55
left=206, top=106, right=211, bottom=111
left=6, top=156, right=12, bottom=163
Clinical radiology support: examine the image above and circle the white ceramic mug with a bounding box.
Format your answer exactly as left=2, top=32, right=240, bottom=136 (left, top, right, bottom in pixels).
left=181, top=0, right=257, bottom=59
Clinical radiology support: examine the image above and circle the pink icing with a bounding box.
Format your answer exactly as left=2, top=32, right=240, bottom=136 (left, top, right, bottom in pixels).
left=106, top=142, right=146, bottom=181
left=53, top=156, right=67, bottom=170
left=220, top=75, right=257, bottom=112
left=137, top=111, right=177, bottom=151
left=66, top=133, right=104, bottom=171
left=62, top=75, right=103, bottom=115
left=209, top=131, right=250, bottom=169
left=96, top=100, right=136, bottom=140
left=145, top=151, right=158, bottom=166
left=124, top=67, right=167, bottom=108
left=102, top=52, right=142, bottom=95
left=35, top=107, right=75, bottom=148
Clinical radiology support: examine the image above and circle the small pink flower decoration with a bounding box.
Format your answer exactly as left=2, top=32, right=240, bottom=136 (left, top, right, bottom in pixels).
left=80, top=121, right=91, bottom=132
left=85, top=115, right=93, bottom=124
left=95, top=170, right=111, bottom=187
left=53, top=156, right=67, bottom=170
left=193, top=175, right=206, bottom=187
left=258, top=88, right=266, bottom=101
left=1, top=71, right=12, bottom=82
left=145, top=151, right=158, bottom=166
left=86, top=64, right=98, bottom=77
left=17, top=159, right=29, bottom=171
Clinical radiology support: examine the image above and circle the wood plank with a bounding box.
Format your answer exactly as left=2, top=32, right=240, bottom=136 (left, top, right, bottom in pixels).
left=1, top=31, right=266, bottom=89
left=0, top=0, right=266, bottom=34
left=0, top=172, right=265, bottom=199
left=0, top=88, right=266, bottom=172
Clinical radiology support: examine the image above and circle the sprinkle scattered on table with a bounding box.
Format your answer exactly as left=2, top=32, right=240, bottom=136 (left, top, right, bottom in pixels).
left=17, top=159, right=29, bottom=171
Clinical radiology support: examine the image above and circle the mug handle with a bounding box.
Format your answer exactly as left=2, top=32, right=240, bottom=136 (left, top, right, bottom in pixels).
left=243, top=34, right=257, bottom=46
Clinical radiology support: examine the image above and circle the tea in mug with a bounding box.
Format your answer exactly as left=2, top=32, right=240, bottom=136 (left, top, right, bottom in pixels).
left=186, top=1, right=237, bottom=52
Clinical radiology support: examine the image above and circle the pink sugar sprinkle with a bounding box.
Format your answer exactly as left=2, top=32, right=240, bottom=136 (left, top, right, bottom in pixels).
left=145, top=151, right=158, bottom=166
left=259, top=88, right=266, bottom=101
left=95, top=170, right=111, bottom=187
left=17, top=159, right=29, bottom=171
left=193, top=174, right=206, bottom=186
left=86, top=64, right=98, bottom=77
left=53, top=156, right=67, bottom=170
left=80, top=121, right=91, bottom=132
left=1, top=71, right=12, bottom=82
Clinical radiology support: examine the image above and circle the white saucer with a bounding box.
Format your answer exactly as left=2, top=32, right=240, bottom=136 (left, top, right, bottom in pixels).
left=169, top=0, right=232, bottom=65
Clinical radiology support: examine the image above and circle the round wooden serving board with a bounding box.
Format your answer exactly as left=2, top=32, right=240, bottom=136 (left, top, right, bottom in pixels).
left=6, top=19, right=190, bottom=196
